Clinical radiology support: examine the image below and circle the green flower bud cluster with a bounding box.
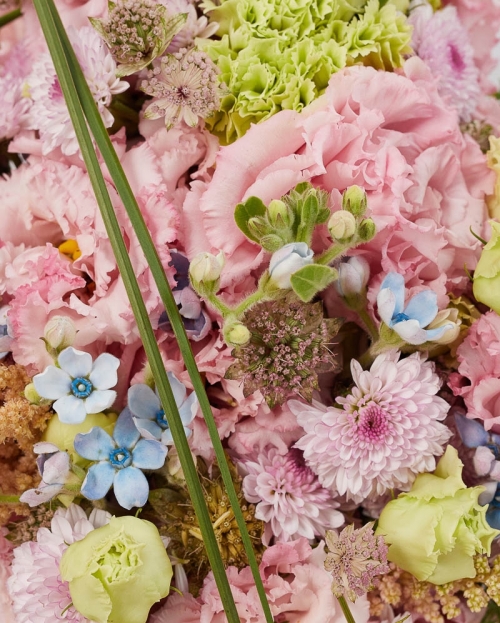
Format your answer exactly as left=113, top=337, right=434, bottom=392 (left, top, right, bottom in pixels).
left=199, top=0, right=412, bottom=143
left=328, top=185, right=375, bottom=244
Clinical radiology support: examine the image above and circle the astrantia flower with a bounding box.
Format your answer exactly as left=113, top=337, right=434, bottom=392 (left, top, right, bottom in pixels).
left=289, top=350, right=452, bottom=502
left=324, top=522, right=389, bottom=602
left=8, top=504, right=111, bottom=623
left=225, top=296, right=340, bottom=407
left=141, top=47, right=223, bottom=129
left=27, top=25, right=128, bottom=155
left=241, top=447, right=344, bottom=544
left=90, top=0, right=188, bottom=76
left=33, top=347, right=120, bottom=425
left=409, top=2, right=481, bottom=121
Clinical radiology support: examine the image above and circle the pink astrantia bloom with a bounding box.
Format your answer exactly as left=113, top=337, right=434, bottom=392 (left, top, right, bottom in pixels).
left=26, top=25, right=128, bottom=155
left=450, top=311, right=500, bottom=433
left=241, top=447, right=344, bottom=544
left=8, top=504, right=110, bottom=623
left=289, top=351, right=452, bottom=502
left=151, top=538, right=370, bottom=623
left=409, top=3, right=481, bottom=121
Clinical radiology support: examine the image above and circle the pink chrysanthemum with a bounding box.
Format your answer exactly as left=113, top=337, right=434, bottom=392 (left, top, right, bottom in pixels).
left=409, top=3, right=481, bottom=121
left=163, top=0, right=219, bottom=53
left=27, top=26, right=128, bottom=155
left=141, top=47, right=222, bottom=129
left=8, top=505, right=110, bottom=623
left=289, top=351, right=452, bottom=502
left=0, top=44, right=32, bottom=140
left=241, top=447, right=344, bottom=544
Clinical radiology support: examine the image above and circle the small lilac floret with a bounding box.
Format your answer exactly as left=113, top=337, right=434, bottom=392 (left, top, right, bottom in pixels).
left=128, top=372, right=198, bottom=446
left=74, top=408, right=167, bottom=510
left=20, top=442, right=70, bottom=507
left=33, top=347, right=120, bottom=424
left=377, top=272, right=453, bottom=345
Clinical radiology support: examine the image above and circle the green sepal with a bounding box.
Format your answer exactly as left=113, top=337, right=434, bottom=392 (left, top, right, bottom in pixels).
left=290, top=264, right=338, bottom=302
left=260, top=234, right=285, bottom=252
left=234, top=196, right=267, bottom=242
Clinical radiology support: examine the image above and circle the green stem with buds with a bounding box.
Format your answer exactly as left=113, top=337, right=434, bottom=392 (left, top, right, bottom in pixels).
left=338, top=596, right=357, bottom=623
left=315, top=242, right=349, bottom=266
left=204, top=292, right=233, bottom=318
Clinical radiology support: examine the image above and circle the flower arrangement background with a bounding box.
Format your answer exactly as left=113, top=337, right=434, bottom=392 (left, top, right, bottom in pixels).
left=2, top=0, right=500, bottom=622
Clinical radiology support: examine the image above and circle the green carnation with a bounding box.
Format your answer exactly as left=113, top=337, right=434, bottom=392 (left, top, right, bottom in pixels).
left=376, top=446, right=499, bottom=585
left=200, top=0, right=412, bottom=143
left=473, top=220, right=500, bottom=316
left=60, top=516, right=172, bottom=623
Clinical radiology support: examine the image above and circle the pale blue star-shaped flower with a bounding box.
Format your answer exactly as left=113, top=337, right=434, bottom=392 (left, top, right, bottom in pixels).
left=128, top=372, right=198, bottom=446
left=377, top=272, right=454, bottom=345
left=33, top=347, right=120, bottom=424
left=74, top=408, right=167, bottom=510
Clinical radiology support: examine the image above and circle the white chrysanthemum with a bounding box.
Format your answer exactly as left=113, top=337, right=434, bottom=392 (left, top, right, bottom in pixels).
left=241, top=447, right=344, bottom=545
left=289, top=350, right=452, bottom=503
left=27, top=26, right=128, bottom=156
left=8, top=505, right=111, bottom=623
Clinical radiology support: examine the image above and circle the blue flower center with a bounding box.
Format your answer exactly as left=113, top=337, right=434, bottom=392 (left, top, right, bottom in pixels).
left=487, top=443, right=500, bottom=461
left=109, top=447, right=132, bottom=469
left=71, top=377, right=93, bottom=398
left=392, top=312, right=410, bottom=323
left=155, top=409, right=170, bottom=430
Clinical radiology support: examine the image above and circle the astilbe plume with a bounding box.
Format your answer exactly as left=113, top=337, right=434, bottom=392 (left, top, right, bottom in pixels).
left=141, top=47, right=223, bottom=128
left=324, top=522, right=389, bottom=603
left=225, top=296, right=341, bottom=407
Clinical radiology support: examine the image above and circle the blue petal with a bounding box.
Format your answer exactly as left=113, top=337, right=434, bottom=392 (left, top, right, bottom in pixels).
left=133, top=417, right=162, bottom=440
left=81, top=462, right=115, bottom=500
left=113, top=466, right=149, bottom=509
left=127, top=384, right=160, bottom=420
left=492, top=434, right=500, bottom=447
left=403, top=290, right=438, bottom=327
left=132, top=439, right=167, bottom=470
left=487, top=504, right=500, bottom=530
left=74, top=427, right=115, bottom=461
left=179, top=391, right=198, bottom=425
left=455, top=413, right=488, bottom=448
left=113, top=408, right=141, bottom=449
left=379, top=273, right=405, bottom=316
left=167, top=372, right=187, bottom=407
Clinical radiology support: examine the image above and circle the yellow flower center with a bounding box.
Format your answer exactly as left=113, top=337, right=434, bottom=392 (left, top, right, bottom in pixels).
left=58, top=239, right=81, bottom=261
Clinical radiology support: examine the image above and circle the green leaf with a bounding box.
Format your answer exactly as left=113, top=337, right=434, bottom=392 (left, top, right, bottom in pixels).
left=290, top=264, right=338, bottom=302
left=260, top=234, right=285, bottom=252
left=234, top=196, right=267, bottom=242
left=34, top=3, right=273, bottom=622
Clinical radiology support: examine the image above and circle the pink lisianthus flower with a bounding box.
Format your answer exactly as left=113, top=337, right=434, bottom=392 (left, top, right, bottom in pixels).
left=450, top=311, right=500, bottom=432
left=183, top=59, right=492, bottom=298
left=150, top=538, right=370, bottom=623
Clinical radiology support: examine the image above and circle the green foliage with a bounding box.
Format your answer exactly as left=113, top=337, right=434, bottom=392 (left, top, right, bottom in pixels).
left=290, top=264, right=338, bottom=302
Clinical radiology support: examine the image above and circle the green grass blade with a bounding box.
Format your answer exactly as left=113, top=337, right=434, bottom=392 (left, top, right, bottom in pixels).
left=32, top=3, right=241, bottom=621
left=41, top=3, right=274, bottom=621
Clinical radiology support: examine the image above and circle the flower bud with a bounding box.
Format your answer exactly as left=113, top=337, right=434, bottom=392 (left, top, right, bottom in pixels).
left=189, top=251, right=225, bottom=292
left=342, top=185, right=368, bottom=216
left=336, top=256, right=370, bottom=298
left=224, top=321, right=251, bottom=346
left=328, top=211, right=357, bottom=241
left=44, top=316, right=77, bottom=353
left=247, top=216, right=269, bottom=240
left=268, top=242, right=314, bottom=289
left=358, top=218, right=376, bottom=242
left=425, top=308, right=461, bottom=345
left=25, top=382, right=42, bottom=405
left=267, top=199, right=294, bottom=229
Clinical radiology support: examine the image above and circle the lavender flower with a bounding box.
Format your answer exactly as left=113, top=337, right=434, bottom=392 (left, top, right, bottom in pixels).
left=324, top=522, right=389, bottom=602
left=19, top=443, right=70, bottom=507
left=141, top=47, right=223, bottom=129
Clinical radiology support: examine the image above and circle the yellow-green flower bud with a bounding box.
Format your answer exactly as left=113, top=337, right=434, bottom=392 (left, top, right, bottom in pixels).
left=473, top=221, right=500, bottom=314
left=267, top=199, right=294, bottom=229
left=328, top=211, right=357, bottom=241
left=342, top=185, right=368, bottom=216
left=24, top=382, right=42, bottom=405
left=224, top=321, right=251, bottom=346
left=44, top=316, right=77, bottom=354
left=358, top=218, right=377, bottom=242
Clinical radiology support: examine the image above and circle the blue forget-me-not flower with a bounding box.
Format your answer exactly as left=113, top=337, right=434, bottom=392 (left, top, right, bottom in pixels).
left=74, top=408, right=167, bottom=510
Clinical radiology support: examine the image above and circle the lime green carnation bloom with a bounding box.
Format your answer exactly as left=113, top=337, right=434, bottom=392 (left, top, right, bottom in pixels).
left=200, top=0, right=412, bottom=143
left=60, top=516, right=172, bottom=623
left=473, top=221, right=500, bottom=315
left=377, top=446, right=499, bottom=585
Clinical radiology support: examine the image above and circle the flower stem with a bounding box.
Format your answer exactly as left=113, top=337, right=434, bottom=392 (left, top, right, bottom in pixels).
left=315, top=242, right=347, bottom=266
left=0, top=8, right=22, bottom=28
left=338, top=596, right=357, bottom=623
left=0, top=494, right=20, bottom=503
left=356, top=307, right=379, bottom=343
left=204, top=292, right=233, bottom=318
left=233, top=289, right=269, bottom=317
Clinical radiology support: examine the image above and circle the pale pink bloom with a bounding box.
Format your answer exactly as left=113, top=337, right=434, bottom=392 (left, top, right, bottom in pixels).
left=8, top=504, right=110, bottom=623
left=289, top=351, right=452, bottom=502
left=162, top=0, right=219, bottom=53
left=0, top=43, right=32, bottom=140
left=151, top=538, right=370, bottom=623
left=26, top=25, right=128, bottom=156
left=183, top=59, right=492, bottom=296
left=450, top=311, right=500, bottom=432
left=0, top=528, right=15, bottom=623
left=241, top=447, right=344, bottom=544
left=409, top=4, right=481, bottom=121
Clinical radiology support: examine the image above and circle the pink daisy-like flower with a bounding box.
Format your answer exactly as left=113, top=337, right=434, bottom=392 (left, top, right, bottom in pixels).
left=141, top=47, right=222, bottom=129
left=27, top=25, right=128, bottom=155
left=409, top=3, right=481, bottom=121
left=241, top=447, right=344, bottom=544
left=0, top=44, right=32, bottom=140
left=8, top=504, right=110, bottom=623
left=289, top=351, right=452, bottom=502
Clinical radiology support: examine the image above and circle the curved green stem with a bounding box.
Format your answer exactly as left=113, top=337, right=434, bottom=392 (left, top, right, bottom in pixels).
left=338, top=596, right=357, bottom=623
left=357, top=307, right=379, bottom=343
left=233, top=289, right=269, bottom=317
left=315, top=242, right=348, bottom=266
left=204, top=292, right=233, bottom=318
